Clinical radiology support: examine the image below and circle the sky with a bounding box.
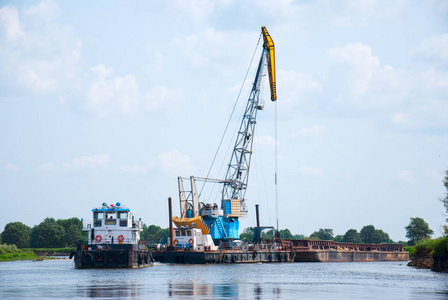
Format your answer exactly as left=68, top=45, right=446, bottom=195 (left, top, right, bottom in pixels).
left=0, top=0, right=447, bottom=242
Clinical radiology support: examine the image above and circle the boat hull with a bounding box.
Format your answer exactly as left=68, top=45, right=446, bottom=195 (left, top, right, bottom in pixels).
left=73, top=244, right=153, bottom=269
left=153, top=250, right=293, bottom=264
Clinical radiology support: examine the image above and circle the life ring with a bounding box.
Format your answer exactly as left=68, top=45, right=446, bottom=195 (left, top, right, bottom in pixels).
left=188, top=239, right=194, bottom=245
left=118, top=235, right=124, bottom=242
left=173, top=239, right=179, bottom=246
left=95, top=235, right=102, bottom=242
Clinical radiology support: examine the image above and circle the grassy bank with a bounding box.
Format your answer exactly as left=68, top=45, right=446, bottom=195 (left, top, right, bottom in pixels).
left=0, top=244, right=75, bottom=262
left=404, top=246, right=415, bottom=256
left=0, top=244, right=37, bottom=262
left=408, top=237, right=448, bottom=272
left=23, top=247, right=73, bottom=254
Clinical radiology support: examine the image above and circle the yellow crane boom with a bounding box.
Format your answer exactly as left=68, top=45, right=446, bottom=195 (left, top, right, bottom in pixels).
left=261, top=26, right=277, bottom=101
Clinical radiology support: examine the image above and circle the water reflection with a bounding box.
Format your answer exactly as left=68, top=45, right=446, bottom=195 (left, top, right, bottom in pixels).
left=168, top=282, right=239, bottom=298
left=75, top=283, right=142, bottom=298
left=1, top=260, right=447, bottom=299
left=167, top=282, right=283, bottom=299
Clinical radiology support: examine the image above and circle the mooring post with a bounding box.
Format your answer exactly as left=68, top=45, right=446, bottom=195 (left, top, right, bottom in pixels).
left=168, top=197, right=174, bottom=247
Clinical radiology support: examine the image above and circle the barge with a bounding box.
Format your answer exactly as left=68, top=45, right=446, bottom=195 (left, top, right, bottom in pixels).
left=154, top=26, right=408, bottom=265
left=71, top=202, right=153, bottom=268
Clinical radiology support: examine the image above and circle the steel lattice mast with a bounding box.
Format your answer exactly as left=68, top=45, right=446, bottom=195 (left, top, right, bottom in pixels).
left=221, top=26, right=277, bottom=217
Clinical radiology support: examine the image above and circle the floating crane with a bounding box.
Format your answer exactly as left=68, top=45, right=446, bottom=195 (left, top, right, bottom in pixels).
left=173, top=26, right=277, bottom=244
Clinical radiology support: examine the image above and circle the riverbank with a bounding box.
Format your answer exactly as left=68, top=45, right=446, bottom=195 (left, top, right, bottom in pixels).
left=407, top=237, right=448, bottom=273
left=0, top=245, right=71, bottom=262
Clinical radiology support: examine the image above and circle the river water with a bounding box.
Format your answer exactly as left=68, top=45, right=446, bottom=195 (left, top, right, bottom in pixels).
left=0, top=260, right=447, bottom=299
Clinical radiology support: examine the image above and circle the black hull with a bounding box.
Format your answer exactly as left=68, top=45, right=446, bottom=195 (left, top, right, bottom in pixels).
left=73, top=244, right=153, bottom=269
left=153, top=250, right=294, bottom=264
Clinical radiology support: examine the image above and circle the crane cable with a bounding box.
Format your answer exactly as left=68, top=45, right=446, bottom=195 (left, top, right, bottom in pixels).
left=199, top=32, right=263, bottom=199
left=275, top=100, right=279, bottom=233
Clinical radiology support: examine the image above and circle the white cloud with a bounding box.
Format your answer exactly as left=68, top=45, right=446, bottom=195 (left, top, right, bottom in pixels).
left=413, top=33, right=448, bottom=61
left=299, top=166, right=323, bottom=176
left=87, top=64, right=183, bottom=115
left=255, top=135, right=276, bottom=149
left=173, top=0, right=215, bottom=22
left=393, top=170, right=417, bottom=184
left=344, top=173, right=354, bottom=182
left=38, top=154, right=110, bottom=171
left=62, top=154, right=109, bottom=169
left=0, top=1, right=81, bottom=93
left=156, top=150, right=196, bottom=176
left=37, top=163, right=57, bottom=171
left=423, top=169, right=442, bottom=180
left=118, top=163, right=153, bottom=174
left=392, top=113, right=408, bottom=124
left=117, top=150, right=195, bottom=176
left=277, top=69, right=322, bottom=107
left=0, top=6, right=24, bottom=41
left=300, top=125, right=326, bottom=140
left=4, top=163, right=20, bottom=172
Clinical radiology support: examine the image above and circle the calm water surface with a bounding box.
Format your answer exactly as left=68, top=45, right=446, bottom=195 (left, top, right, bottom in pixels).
left=0, top=259, right=447, bottom=299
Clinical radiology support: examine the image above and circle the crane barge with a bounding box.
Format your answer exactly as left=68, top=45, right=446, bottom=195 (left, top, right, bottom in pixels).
left=153, top=26, right=293, bottom=264
left=152, top=26, right=409, bottom=264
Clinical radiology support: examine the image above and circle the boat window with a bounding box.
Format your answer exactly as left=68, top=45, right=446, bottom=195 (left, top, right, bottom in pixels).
left=175, top=231, right=180, bottom=236
left=94, top=212, right=104, bottom=220
left=105, top=213, right=116, bottom=225
left=118, top=212, right=128, bottom=227
left=93, top=212, right=103, bottom=227
left=181, top=231, right=186, bottom=236
left=187, top=230, right=192, bottom=236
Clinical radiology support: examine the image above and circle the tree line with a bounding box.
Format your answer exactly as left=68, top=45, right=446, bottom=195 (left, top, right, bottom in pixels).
left=0, top=218, right=169, bottom=249
left=240, top=219, right=434, bottom=245
left=2, top=217, right=433, bottom=248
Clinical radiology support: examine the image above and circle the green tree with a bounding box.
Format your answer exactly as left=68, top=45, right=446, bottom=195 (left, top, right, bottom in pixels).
left=373, top=229, right=393, bottom=243
left=56, top=218, right=84, bottom=246
left=334, top=235, right=344, bottom=242
left=310, top=228, right=334, bottom=240
left=65, top=224, right=82, bottom=247
left=1, top=222, right=32, bottom=248
left=262, top=229, right=273, bottom=240
left=239, top=227, right=254, bottom=242
left=405, top=217, right=434, bottom=245
left=360, top=225, right=393, bottom=243
left=279, top=229, right=293, bottom=239
left=360, top=225, right=376, bottom=243
left=30, top=220, right=65, bottom=248
left=141, top=224, right=169, bottom=245
left=342, top=229, right=362, bottom=243
left=292, top=234, right=306, bottom=240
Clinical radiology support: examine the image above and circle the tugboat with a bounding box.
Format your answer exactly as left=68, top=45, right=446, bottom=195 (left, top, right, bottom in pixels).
left=71, top=202, right=153, bottom=268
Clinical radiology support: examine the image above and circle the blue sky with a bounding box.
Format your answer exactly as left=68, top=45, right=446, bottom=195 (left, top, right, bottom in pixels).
left=1, top=0, right=447, bottom=242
